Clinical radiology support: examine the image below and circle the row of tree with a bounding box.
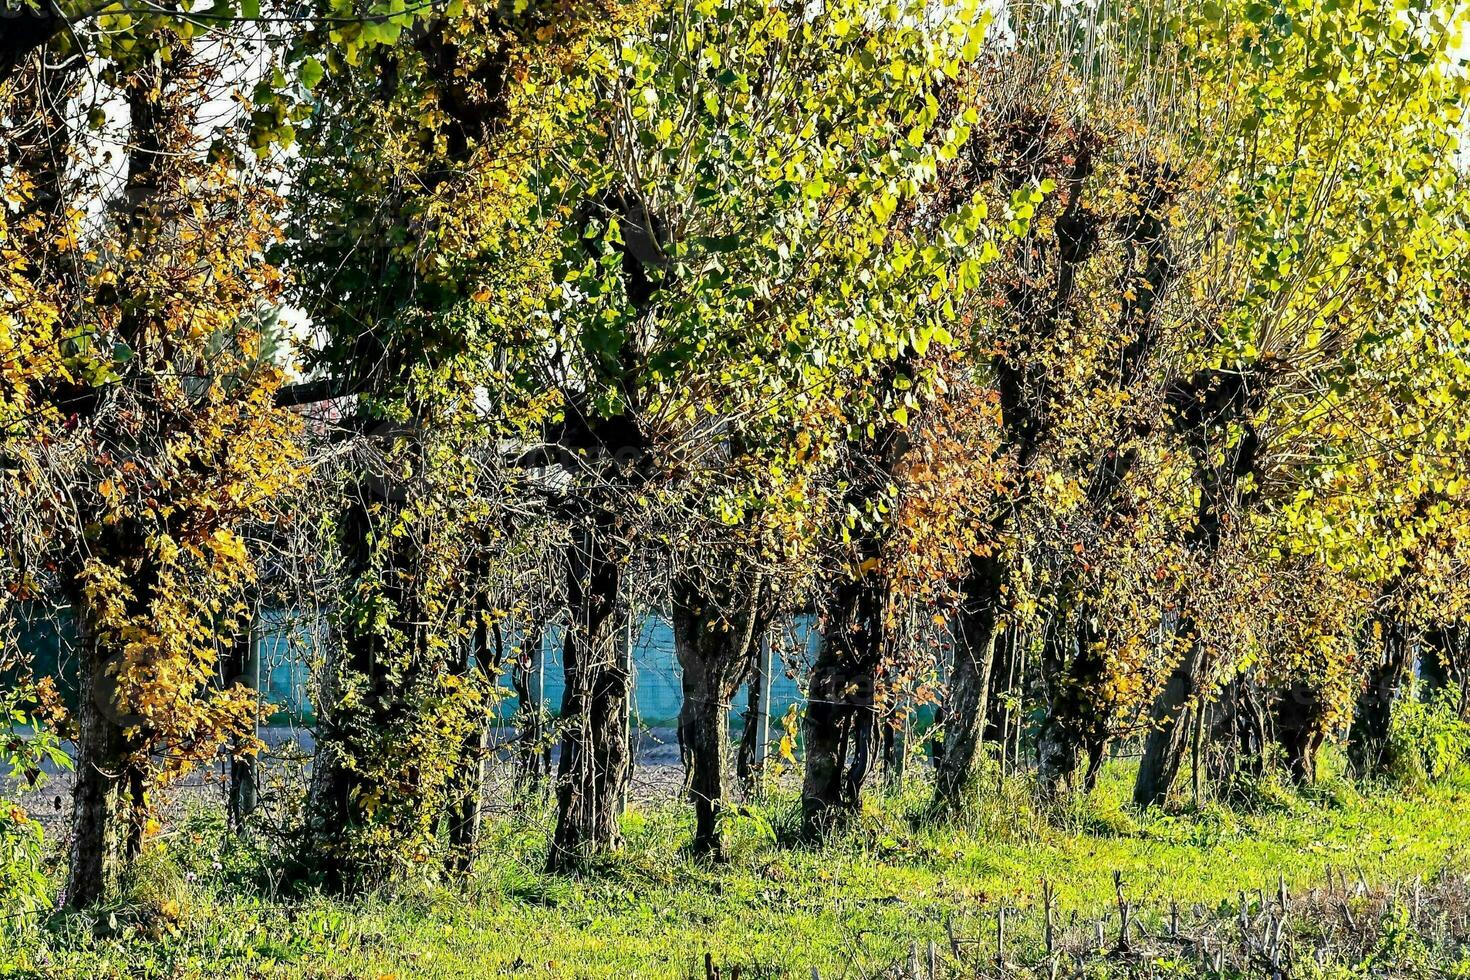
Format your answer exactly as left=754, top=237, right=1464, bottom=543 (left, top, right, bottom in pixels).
left=2, top=0, right=1468, bottom=909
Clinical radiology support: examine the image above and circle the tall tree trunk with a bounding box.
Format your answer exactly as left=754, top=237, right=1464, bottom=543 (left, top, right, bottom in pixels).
left=59, top=48, right=170, bottom=911
left=222, top=625, right=258, bottom=833
left=1348, top=618, right=1410, bottom=779
left=1154, top=364, right=1266, bottom=806
left=735, top=633, right=764, bottom=793
left=305, top=482, right=436, bottom=890
left=933, top=565, right=1002, bottom=812
left=670, top=575, right=761, bottom=859
left=800, top=638, right=849, bottom=837
left=447, top=611, right=499, bottom=873
left=1273, top=682, right=1324, bottom=786
left=306, top=490, right=395, bottom=888
left=1035, top=617, right=1107, bottom=799
left=63, top=609, right=139, bottom=910
left=548, top=523, right=632, bottom=871
left=1134, top=640, right=1204, bottom=807
left=800, top=575, right=883, bottom=840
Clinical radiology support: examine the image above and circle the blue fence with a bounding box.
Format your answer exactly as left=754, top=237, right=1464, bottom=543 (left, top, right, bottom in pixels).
left=15, top=603, right=949, bottom=731
left=252, top=609, right=822, bottom=727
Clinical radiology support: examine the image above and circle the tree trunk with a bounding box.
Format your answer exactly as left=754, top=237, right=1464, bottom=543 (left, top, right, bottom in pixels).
left=932, top=578, right=1001, bottom=813
left=447, top=613, right=497, bottom=873
left=1081, top=734, right=1108, bottom=793
left=305, top=476, right=452, bottom=889
left=800, top=575, right=883, bottom=840
left=671, top=576, right=760, bottom=859
left=223, top=626, right=258, bottom=833
left=1206, top=674, right=1269, bottom=799
left=1348, top=618, right=1410, bottom=779
left=548, top=524, right=632, bottom=871
left=305, top=490, right=404, bottom=889
left=845, top=700, right=878, bottom=804
left=1035, top=617, right=1107, bottom=800
left=881, top=717, right=899, bottom=787
left=1034, top=721, right=1081, bottom=799
left=735, top=633, right=765, bottom=793
left=1134, top=641, right=1204, bottom=808
left=1273, top=682, right=1324, bottom=786
left=447, top=717, right=488, bottom=871
left=800, top=638, right=848, bottom=837
left=63, top=610, right=138, bottom=910
left=676, top=682, right=728, bottom=857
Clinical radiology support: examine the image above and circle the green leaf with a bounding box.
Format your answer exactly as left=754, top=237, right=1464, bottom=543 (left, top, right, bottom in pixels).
left=300, top=57, right=325, bottom=90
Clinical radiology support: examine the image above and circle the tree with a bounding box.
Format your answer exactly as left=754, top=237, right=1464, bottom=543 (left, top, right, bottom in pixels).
left=277, top=0, right=629, bottom=883
left=513, top=0, right=999, bottom=857
left=3, top=29, right=303, bottom=905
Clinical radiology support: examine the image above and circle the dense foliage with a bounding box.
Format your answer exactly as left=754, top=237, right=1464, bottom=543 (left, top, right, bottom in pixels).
left=1, top=0, right=1468, bottom=916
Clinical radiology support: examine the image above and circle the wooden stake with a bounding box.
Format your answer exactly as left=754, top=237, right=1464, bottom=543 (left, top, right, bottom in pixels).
left=1114, top=871, right=1130, bottom=951
left=1043, top=880, right=1056, bottom=955
left=996, top=905, right=1006, bottom=971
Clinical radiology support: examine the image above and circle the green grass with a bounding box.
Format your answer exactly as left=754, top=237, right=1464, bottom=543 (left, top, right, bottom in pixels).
left=5, top=759, right=1470, bottom=979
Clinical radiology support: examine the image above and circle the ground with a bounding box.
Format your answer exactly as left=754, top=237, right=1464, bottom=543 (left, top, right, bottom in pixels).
left=3, top=757, right=1470, bottom=978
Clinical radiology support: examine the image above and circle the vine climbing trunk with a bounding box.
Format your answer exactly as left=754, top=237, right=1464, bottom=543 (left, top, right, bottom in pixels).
left=306, top=481, right=422, bottom=888
left=447, top=603, right=498, bottom=872
left=60, top=46, right=172, bottom=911
left=63, top=605, right=139, bottom=910
left=1139, top=366, right=1265, bottom=807
left=549, top=521, right=632, bottom=871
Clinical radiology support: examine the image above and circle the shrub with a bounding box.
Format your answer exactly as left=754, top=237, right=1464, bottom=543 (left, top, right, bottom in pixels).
left=1388, top=684, right=1470, bottom=787
left=0, top=692, right=70, bottom=931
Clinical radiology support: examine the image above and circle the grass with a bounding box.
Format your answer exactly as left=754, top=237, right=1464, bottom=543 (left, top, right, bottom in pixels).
left=4, top=757, right=1470, bottom=979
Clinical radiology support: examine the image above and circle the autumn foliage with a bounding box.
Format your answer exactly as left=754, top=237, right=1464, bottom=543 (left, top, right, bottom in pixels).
left=0, top=0, right=1468, bottom=907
